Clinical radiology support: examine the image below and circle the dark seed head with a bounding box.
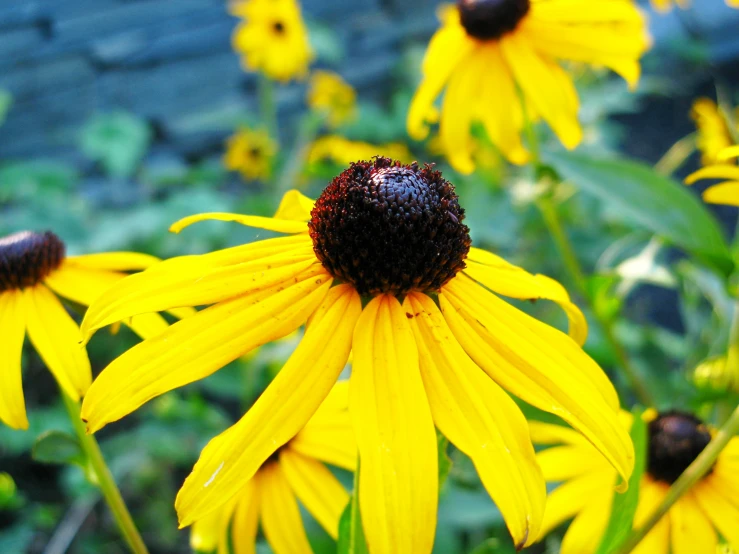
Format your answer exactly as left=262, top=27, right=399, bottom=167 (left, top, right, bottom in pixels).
left=458, top=0, right=530, bottom=41
left=647, top=411, right=713, bottom=485
left=272, top=21, right=285, bottom=34
left=309, top=157, right=471, bottom=297
left=0, top=231, right=65, bottom=293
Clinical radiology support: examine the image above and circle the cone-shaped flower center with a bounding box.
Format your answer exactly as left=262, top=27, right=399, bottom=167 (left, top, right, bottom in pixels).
left=309, top=157, right=471, bottom=296
left=0, top=231, right=65, bottom=292
left=458, top=0, right=530, bottom=41
left=647, top=411, right=712, bottom=484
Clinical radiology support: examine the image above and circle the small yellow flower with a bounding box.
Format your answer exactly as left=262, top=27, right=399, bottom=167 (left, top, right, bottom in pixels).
left=686, top=145, right=739, bottom=207
left=532, top=410, right=739, bottom=553
left=81, top=159, right=632, bottom=553
left=190, top=381, right=354, bottom=554
left=307, top=70, right=357, bottom=128
left=0, top=231, right=169, bottom=430
left=691, top=98, right=738, bottom=166
left=307, top=135, right=413, bottom=166
left=223, top=127, right=277, bottom=181
left=407, top=0, right=650, bottom=174
left=230, top=0, right=313, bottom=82
left=651, top=0, right=739, bottom=12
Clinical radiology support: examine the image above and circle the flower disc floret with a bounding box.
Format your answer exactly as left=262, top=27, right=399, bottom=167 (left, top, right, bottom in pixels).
left=458, top=0, right=530, bottom=41
left=0, top=231, right=65, bottom=293
left=308, top=157, right=472, bottom=296
left=647, top=411, right=712, bottom=484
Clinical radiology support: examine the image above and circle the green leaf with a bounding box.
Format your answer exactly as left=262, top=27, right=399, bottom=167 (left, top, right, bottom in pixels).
left=337, top=463, right=369, bottom=554
left=595, top=407, right=648, bottom=554
left=31, top=430, right=86, bottom=468
left=437, top=432, right=453, bottom=490
left=544, top=151, right=733, bottom=273
left=0, top=89, right=12, bottom=126
left=80, top=111, right=151, bottom=178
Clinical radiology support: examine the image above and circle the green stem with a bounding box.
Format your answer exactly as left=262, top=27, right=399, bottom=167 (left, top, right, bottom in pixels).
left=258, top=72, right=279, bottom=141
left=275, top=112, right=323, bottom=194
left=61, top=394, right=149, bottom=554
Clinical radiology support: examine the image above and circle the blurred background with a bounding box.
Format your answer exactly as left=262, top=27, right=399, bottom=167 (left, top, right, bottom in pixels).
left=2, top=0, right=739, bottom=552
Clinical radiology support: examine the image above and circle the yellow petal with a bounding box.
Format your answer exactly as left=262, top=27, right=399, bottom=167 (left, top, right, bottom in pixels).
left=560, top=485, right=614, bottom=554
left=190, top=501, right=229, bottom=553
left=704, top=182, right=739, bottom=207
left=175, top=285, right=360, bottom=527
left=405, top=292, right=544, bottom=548
left=531, top=0, right=646, bottom=24
left=82, top=269, right=333, bottom=434
left=291, top=416, right=357, bottom=471
left=464, top=255, right=588, bottom=345
left=717, top=145, right=739, bottom=161
left=0, top=290, right=28, bottom=430
left=231, top=478, right=259, bottom=554
left=536, top=445, right=610, bottom=482
left=350, top=294, right=438, bottom=554
left=273, top=190, right=315, bottom=221
left=81, top=243, right=318, bottom=339
left=280, top=448, right=349, bottom=539
left=501, top=32, right=582, bottom=149
left=64, top=252, right=160, bottom=271
left=685, top=166, right=739, bottom=185
left=259, top=463, right=313, bottom=554
left=670, top=492, right=717, bottom=554
left=170, top=212, right=308, bottom=235
left=24, top=285, right=91, bottom=400
left=632, top=478, right=670, bottom=554
left=528, top=420, right=591, bottom=447
left=440, top=275, right=633, bottom=485
left=694, top=478, right=739, bottom=547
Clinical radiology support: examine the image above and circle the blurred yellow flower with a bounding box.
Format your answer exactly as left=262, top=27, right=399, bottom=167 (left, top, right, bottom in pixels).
left=230, top=0, right=313, bottom=82
left=692, top=98, right=738, bottom=166
left=0, top=231, right=169, bottom=429
left=307, top=135, right=413, bottom=166
left=223, top=127, right=277, bottom=181
left=686, top=145, right=739, bottom=207
left=651, top=0, right=739, bottom=11
left=190, top=382, right=354, bottom=554
left=307, top=70, right=357, bottom=128
left=407, top=0, right=650, bottom=173
left=531, top=411, right=739, bottom=553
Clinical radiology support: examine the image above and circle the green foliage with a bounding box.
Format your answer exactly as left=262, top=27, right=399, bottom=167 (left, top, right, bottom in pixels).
left=80, top=112, right=152, bottom=178
left=31, top=431, right=87, bottom=470
left=337, top=466, right=369, bottom=554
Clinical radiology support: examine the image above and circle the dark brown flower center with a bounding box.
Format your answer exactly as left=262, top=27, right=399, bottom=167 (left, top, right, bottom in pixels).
left=647, top=411, right=713, bottom=484
left=272, top=21, right=285, bottom=34
left=309, top=157, right=471, bottom=296
left=457, top=0, right=530, bottom=41
left=0, top=231, right=65, bottom=293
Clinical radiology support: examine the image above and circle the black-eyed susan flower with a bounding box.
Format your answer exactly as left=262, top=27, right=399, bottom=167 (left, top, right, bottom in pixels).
left=686, top=145, right=739, bottom=207
left=0, top=230, right=169, bottom=430
left=190, top=381, right=354, bottom=554
left=307, top=71, right=357, bottom=128
left=691, top=98, right=738, bottom=166
left=230, top=0, right=313, bottom=82
left=80, top=158, right=633, bottom=552
left=407, top=0, right=650, bottom=173
left=223, top=127, right=277, bottom=181
left=531, top=410, right=739, bottom=553
left=307, top=135, right=413, bottom=167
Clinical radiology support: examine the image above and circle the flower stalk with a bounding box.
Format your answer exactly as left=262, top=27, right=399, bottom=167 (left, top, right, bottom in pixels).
left=61, top=393, right=149, bottom=554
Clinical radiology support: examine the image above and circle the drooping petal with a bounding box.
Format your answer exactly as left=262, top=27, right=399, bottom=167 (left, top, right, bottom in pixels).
left=259, top=463, right=313, bottom=554
left=231, top=478, right=260, bottom=554
left=404, top=292, right=544, bottom=548
left=290, top=417, right=357, bottom=471
left=501, top=32, right=582, bottom=149
left=0, top=290, right=28, bottom=430
left=670, top=492, right=717, bottom=554
left=536, top=445, right=610, bottom=482
left=350, top=295, right=438, bottom=554
left=170, top=212, right=308, bottom=235
left=717, top=145, right=739, bottom=161
left=81, top=243, right=319, bottom=339
left=280, top=448, right=349, bottom=539
left=463, top=255, right=587, bottom=345
left=560, top=486, right=614, bottom=554
left=694, top=477, right=739, bottom=547
left=440, top=276, right=633, bottom=485
left=82, top=269, right=334, bottom=434
left=528, top=420, right=592, bottom=448
left=190, top=500, right=233, bottom=554
left=176, top=285, right=360, bottom=527
left=273, top=190, right=315, bottom=222
left=24, top=285, right=91, bottom=401
left=703, top=182, right=739, bottom=207
left=632, top=478, right=670, bottom=554
left=531, top=0, right=645, bottom=24
left=685, top=166, right=739, bottom=185
left=64, top=252, right=160, bottom=271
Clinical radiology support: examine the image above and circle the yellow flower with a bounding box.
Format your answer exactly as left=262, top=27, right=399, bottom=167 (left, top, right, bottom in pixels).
left=0, top=231, right=169, bottom=430
left=407, top=0, right=650, bottom=174
left=686, top=145, right=739, bottom=207
left=307, top=70, right=357, bottom=128
left=307, top=135, right=413, bottom=167
left=230, top=0, right=313, bottom=82
left=531, top=410, right=739, bottom=553
left=80, top=158, right=633, bottom=553
left=691, top=98, right=738, bottom=166
left=651, top=0, right=739, bottom=12
left=223, top=127, right=277, bottom=181
left=190, top=381, right=354, bottom=554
